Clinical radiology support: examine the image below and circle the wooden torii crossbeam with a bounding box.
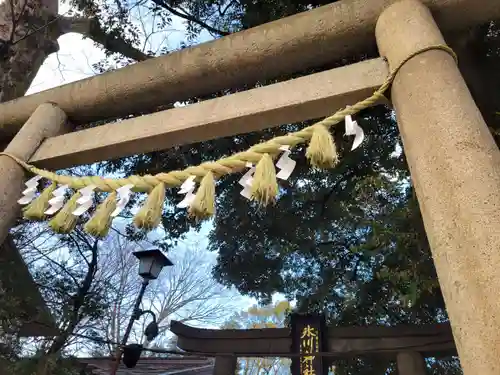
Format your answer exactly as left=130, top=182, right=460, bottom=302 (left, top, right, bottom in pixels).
left=170, top=320, right=457, bottom=374
left=0, top=1, right=499, bottom=374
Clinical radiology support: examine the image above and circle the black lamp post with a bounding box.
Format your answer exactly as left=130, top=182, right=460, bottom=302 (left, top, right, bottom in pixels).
left=111, top=249, right=173, bottom=373
left=134, top=248, right=173, bottom=280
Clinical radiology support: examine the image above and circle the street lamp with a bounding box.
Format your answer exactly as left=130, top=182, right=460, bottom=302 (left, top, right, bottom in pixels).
left=133, top=248, right=174, bottom=280
left=111, top=248, right=173, bottom=373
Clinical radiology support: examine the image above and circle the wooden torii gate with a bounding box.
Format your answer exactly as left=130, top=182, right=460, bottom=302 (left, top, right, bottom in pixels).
left=170, top=320, right=457, bottom=375
left=0, top=0, right=499, bottom=374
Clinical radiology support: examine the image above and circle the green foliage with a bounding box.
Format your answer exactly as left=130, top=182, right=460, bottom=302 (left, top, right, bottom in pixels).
left=223, top=300, right=291, bottom=330
left=222, top=301, right=292, bottom=374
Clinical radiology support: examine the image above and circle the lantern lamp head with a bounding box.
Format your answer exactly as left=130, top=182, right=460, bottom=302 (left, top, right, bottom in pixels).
left=133, top=249, right=173, bottom=280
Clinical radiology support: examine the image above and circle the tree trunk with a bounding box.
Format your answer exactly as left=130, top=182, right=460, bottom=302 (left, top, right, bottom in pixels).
left=0, top=0, right=151, bottom=103
left=0, top=0, right=61, bottom=102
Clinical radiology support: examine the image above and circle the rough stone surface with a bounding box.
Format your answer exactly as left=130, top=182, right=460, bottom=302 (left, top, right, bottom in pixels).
left=0, top=103, right=68, bottom=244
left=376, top=1, right=500, bottom=375
left=0, top=0, right=499, bottom=137
left=29, top=58, right=388, bottom=170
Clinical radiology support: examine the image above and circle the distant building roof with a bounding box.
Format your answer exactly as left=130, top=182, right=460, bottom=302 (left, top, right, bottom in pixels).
left=79, top=356, right=214, bottom=375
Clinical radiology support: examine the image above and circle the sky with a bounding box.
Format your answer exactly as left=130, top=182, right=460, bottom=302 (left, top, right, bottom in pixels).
left=28, top=2, right=211, bottom=94
left=27, top=33, right=104, bottom=94
left=25, top=3, right=286, bottom=323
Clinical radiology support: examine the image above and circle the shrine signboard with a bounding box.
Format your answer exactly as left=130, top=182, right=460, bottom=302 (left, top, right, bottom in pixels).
left=290, top=313, right=328, bottom=375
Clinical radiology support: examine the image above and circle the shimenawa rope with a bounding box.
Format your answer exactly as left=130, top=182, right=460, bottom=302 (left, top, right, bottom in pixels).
left=0, top=44, right=457, bottom=236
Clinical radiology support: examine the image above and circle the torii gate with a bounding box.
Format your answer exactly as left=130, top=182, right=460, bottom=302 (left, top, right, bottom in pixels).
left=170, top=319, right=457, bottom=375
left=0, top=0, right=499, bottom=374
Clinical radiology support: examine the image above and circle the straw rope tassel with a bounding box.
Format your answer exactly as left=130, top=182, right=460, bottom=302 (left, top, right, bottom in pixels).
left=84, top=191, right=118, bottom=237
left=251, top=153, right=279, bottom=206
left=48, top=192, right=82, bottom=234
left=23, top=182, right=57, bottom=221
left=306, top=124, right=339, bottom=168
left=0, top=45, right=456, bottom=234
left=188, top=172, right=216, bottom=220
left=133, top=182, right=166, bottom=230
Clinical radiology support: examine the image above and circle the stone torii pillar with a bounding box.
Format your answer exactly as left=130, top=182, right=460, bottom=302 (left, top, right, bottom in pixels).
left=376, top=1, right=500, bottom=375
left=0, top=103, right=68, bottom=244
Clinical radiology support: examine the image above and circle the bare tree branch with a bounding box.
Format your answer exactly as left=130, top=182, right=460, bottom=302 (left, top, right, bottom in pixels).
left=58, top=16, right=152, bottom=61
left=47, top=237, right=99, bottom=355
left=96, top=235, right=239, bottom=351
left=149, top=0, right=230, bottom=36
